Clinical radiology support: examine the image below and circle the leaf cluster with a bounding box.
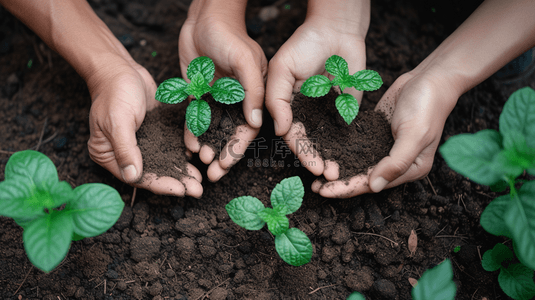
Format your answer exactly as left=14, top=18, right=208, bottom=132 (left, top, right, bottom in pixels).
left=439, top=87, right=535, bottom=298
left=300, top=55, right=383, bottom=125
left=0, top=150, right=124, bottom=273
left=225, top=176, right=313, bottom=266
left=347, top=259, right=456, bottom=300
left=482, top=244, right=535, bottom=300
left=155, top=56, right=245, bottom=137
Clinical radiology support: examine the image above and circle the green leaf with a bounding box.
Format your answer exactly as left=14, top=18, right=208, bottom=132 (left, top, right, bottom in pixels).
left=482, top=243, right=514, bottom=272
left=332, top=74, right=354, bottom=92
left=351, top=70, right=383, bottom=91
left=226, top=196, right=266, bottom=230
left=346, top=291, right=366, bottom=300
left=335, top=93, right=359, bottom=125
left=257, top=207, right=289, bottom=236
left=499, top=87, right=535, bottom=148
left=504, top=181, right=535, bottom=270
left=325, top=55, right=349, bottom=77
left=439, top=129, right=504, bottom=186
left=482, top=249, right=501, bottom=272
left=155, top=77, right=189, bottom=104
left=498, top=263, right=535, bottom=300
left=23, top=212, right=73, bottom=273
left=186, top=72, right=211, bottom=100
left=275, top=228, right=313, bottom=266
left=480, top=195, right=512, bottom=238
left=211, top=77, right=245, bottom=104
left=186, top=56, right=215, bottom=83
left=186, top=99, right=211, bottom=137
left=500, top=131, right=535, bottom=171
left=67, top=183, right=124, bottom=238
left=300, top=75, right=332, bottom=97
left=5, top=150, right=58, bottom=192
left=412, top=259, right=457, bottom=300
left=270, top=176, right=304, bottom=215
left=0, top=179, right=47, bottom=219
left=492, top=150, right=526, bottom=179
left=72, top=232, right=85, bottom=241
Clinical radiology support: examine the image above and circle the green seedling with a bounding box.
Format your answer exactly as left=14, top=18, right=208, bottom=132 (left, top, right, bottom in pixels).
left=440, top=86, right=535, bottom=299
left=347, top=259, right=456, bottom=300
left=300, top=55, right=383, bottom=125
left=225, top=176, right=312, bottom=266
left=155, top=56, right=245, bottom=137
left=454, top=245, right=461, bottom=253
left=482, top=243, right=535, bottom=300
left=0, top=150, right=124, bottom=273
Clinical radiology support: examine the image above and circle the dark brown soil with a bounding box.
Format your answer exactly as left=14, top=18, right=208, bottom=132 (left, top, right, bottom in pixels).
left=291, top=88, right=394, bottom=179
left=2, top=0, right=534, bottom=300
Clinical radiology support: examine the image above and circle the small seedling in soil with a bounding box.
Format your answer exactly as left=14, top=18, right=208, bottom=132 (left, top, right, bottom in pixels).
left=347, top=259, right=457, bottom=300
left=440, top=86, right=535, bottom=299
left=300, top=55, right=383, bottom=124
left=0, top=150, right=124, bottom=273
left=453, top=245, right=461, bottom=253
left=225, top=176, right=313, bottom=266
left=155, top=56, right=245, bottom=137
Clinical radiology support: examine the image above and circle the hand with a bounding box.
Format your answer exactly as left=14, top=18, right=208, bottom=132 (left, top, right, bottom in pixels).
left=87, top=56, right=203, bottom=198
left=311, top=71, right=459, bottom=198
left=178, top=0, right=267, bottom=182
left=266, top=19, right=368, bottom=179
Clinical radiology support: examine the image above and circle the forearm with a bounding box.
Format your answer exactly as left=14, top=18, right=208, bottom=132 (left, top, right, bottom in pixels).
left=306, top=0, right=370, bottom=38
left=416, top=0, right=535, bottom=96
left=0, top=0, right=130, bottom=82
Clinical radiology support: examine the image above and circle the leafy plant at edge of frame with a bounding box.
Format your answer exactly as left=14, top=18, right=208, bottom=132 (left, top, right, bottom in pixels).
left=155, top=56, right=245, bottom=137
left=439, top=86, right=535, bottom=299
left=300, top=55, right=383, bottom=125
left=0, top=150, right=124, bottom=273
left=225, top=176, right=313, bottom=266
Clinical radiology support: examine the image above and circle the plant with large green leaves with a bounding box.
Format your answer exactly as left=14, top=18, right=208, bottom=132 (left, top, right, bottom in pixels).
left=347, top=259, right=456, bottom=300
left=155, top=56, right=245, bottom=137
left=300, top=55, right=383, bottom=125
left=440, top=86, right=535, bottom=299
left=225, top=176, right=313, bottom=266
left=0, top=150, right=124, bottom=273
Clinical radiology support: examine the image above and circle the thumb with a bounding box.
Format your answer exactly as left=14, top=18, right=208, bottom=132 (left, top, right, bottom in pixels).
left=108, top=121, right=144, bottom=184
left=265, top=55, right=296, bottom=136
left=234, top=53, right=267, bottom=129
left=368, top=132, right=422, bottom=193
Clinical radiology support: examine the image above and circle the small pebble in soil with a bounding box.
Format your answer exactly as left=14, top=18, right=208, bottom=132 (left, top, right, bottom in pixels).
left=372, top=279, right=398, bottom=299
left=170, top=205, right=184, bottom=220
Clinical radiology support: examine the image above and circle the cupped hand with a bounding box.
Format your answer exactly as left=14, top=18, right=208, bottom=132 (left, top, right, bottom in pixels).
left=311, top=71, right=459, bottom=198
left=86, top=56, right=203, bottom=198
left=178, top=2, right=267, bottom=182
left=265, top=20, right=367, bottom=179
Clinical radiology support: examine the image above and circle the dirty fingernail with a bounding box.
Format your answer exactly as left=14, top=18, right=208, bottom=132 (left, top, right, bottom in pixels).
left=121, top=165, right=138, bottom=182
left=370, top=176, right=389, bottom=192
left=251, top=109, right=262, bottom=127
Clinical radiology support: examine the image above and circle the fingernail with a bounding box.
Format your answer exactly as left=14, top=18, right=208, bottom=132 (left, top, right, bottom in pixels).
left=121, top=165, right=138, bottom=182
left=251, top=109, right=262, bottom=127
left=370, top=176, right=389, bottom=192
left=274, top=120, right=279, bottom=134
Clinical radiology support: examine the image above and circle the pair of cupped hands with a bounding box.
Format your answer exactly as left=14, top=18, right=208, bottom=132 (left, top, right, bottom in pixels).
left=86, top=11, right=456, bottom=200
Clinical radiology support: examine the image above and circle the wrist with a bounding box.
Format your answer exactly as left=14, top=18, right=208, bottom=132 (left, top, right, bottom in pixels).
left=188, top=0, right=248, bottom=28
left=305, top=0, right=370, bottom=39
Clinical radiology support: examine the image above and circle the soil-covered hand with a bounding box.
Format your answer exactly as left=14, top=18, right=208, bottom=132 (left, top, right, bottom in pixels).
left=87, top=57, right=203, bottom=198
left=178, top=0, right=267, bottom=182
left=311, top=72, right=458, bottom=197
left=266, top=18, right=368, bottom=180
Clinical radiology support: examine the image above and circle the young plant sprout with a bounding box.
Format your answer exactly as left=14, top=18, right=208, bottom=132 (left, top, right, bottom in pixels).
left=440, top=86, right=535, bottom=300
left=155, top=56, right=245, bottom=137
left=225, top=176, right=313, bottom=266
left=0, top=150, right=124, bottom=273
left=300, top=55, right=383, bottom=125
